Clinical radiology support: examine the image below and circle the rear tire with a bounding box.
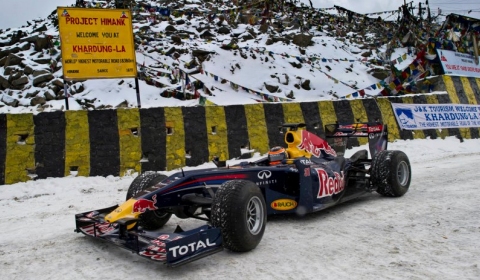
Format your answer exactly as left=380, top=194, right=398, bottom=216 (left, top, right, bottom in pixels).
left=127, top=172, right=171, bottom=230
left=371, top=150, right=411, bottom=197
left=211, top=180, right=267, bottom=252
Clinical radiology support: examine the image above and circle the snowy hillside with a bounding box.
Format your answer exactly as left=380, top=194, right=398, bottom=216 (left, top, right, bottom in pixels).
left=0, top=0, right=420, bottom=114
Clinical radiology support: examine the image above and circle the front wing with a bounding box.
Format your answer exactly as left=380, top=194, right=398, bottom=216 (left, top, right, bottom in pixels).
left=75, top=206, right=223, bottom=267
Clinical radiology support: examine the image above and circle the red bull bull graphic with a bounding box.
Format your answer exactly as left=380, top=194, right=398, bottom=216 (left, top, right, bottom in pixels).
left=132, top=194, right=158, bottom=213
left=298, top=130, right=337, bottom=157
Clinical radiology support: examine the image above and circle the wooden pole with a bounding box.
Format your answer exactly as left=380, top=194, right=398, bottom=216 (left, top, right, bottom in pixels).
left=473, top=33, right=479, bottom=65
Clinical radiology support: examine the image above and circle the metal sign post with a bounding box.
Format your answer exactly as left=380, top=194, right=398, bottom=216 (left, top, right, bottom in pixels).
left=135, top=77, right=141, bottom=108
left=63, top=81, right=70, bottom=110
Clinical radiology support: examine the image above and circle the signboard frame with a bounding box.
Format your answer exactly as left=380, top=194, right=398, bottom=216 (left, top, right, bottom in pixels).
left=57, top=7, right=137, bottom=81
left=391, top=103, right=480, bottom=130
left=437, top=49, right=480, bottom=78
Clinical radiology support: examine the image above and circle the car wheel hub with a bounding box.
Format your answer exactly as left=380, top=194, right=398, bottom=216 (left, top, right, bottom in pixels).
left=397, top=161, right=410, bottom=186
left=246, top=197, right=264, bottom=235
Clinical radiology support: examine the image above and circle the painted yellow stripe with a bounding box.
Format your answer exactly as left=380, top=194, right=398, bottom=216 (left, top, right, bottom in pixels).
left=64, top=111, right=90, bottom=177
left=117, top=108, right=141, bottom=176
left=443, top=76, right=460, bottom=103
left=205, top=106, right=229, bottom=161
left=318, top=101, right=337, bottom=128
left=401, top=96, right=425, bottom=139
left=5, top=114, right=35, bottom=184
left=349, top=99, right=369, bottom=145
left=282, top=103, right=305, bottom=124
left=376, top=97, right=400, bottom=142
left=244, top=104, right=269, bottom=155
left=460, top=77, right=477, bottom=105
left=164, top=107, right=185, bottom=170
left=424, top=94, right=445, bottom=139
left=442, top=76, right=471, bottom=139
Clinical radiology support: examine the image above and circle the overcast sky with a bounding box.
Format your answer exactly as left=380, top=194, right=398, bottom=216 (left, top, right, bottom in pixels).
left=0, top=0, right=478, bottom=30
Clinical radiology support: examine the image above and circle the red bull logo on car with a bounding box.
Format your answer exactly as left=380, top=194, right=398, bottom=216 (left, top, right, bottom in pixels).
left=132, top=194, right=158, bottom=213
left=316, top=168, right=345, bottom=198
left=298, top=130, right=337, bottom=157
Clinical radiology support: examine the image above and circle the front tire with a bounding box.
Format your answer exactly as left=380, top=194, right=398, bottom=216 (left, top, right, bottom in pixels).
left=371, top=150, right=411, bottom=197
left=211, top=180, right=267, bottom=252
left=127, top=172, right=171, bottom=230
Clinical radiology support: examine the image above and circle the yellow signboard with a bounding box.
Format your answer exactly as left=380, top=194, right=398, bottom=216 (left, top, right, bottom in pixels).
left=57, top=7, right=137, bottom=80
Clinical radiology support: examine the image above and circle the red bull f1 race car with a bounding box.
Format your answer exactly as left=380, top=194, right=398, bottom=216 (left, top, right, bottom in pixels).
left=75, top=122, right=411, bottom=266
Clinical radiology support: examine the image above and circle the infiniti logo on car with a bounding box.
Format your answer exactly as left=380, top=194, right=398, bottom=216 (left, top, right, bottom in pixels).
left=258, top=170, right=272, bottom=179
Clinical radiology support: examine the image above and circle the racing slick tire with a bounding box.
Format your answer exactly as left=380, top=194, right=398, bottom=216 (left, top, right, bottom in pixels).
left=126, top=172, right=172, bottom=230
left=371, top=150, right=411, bottom=197
left=211, top=180, right=267, bottom=252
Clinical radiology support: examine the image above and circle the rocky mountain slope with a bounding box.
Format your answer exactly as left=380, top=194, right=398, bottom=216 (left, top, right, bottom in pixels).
left=0, top=0, right=412, bottom=113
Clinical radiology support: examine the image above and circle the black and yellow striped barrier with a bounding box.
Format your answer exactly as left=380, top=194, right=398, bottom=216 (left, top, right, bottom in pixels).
left=1, top=75, right=479, bottom=185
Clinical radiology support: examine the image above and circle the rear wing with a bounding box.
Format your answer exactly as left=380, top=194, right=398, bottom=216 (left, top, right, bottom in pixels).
left=324, top=123, right=388, bottom=158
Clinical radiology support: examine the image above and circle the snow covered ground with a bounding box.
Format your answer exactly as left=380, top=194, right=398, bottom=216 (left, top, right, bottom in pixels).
left=1, top=136, right=479, bottom=279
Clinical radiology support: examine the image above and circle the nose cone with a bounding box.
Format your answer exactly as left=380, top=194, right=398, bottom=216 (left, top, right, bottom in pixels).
left=105, top=198, right=139, bottom=223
